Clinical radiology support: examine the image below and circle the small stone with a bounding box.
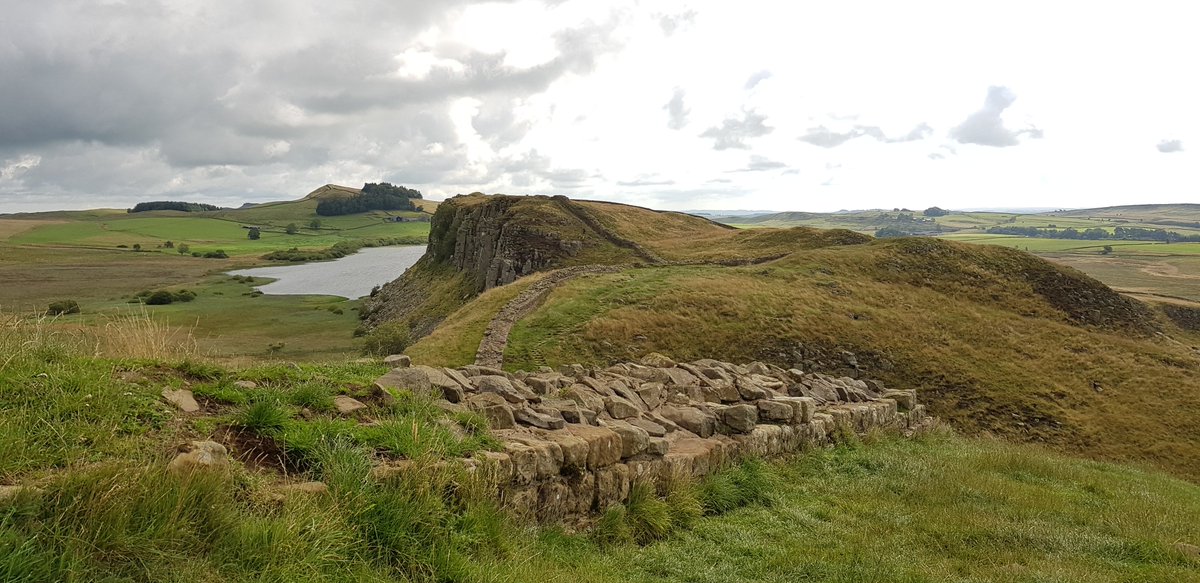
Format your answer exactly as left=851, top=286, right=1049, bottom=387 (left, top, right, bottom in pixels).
left=882, top=389, right=917, bottom=411
left=383, top=354, right=412, bottom=368
left=646, top=437, right=670, bottom=456
left=233, top=380, right=257, bottom=390
left=604, top=395, right=641, bottom=419
left=473, top=375, right=528, bottom=404
left=167, top=441, right=228, bottom=476
left=161, top=388, right=200, bottom=413
left=514, top=407, right=566, bottom=430
left=627, top=416, right=667, bottom=437
left=640, top=352, right=676, bottom=368
left=757, top=399, right=794, bottom=422
left=723, top=404, right=759, bottom=434
left=334, top=395, right=368, bottom=415
left=605, top=420, right=650, bottom=458
left=466, top=392, right=516, bottom=429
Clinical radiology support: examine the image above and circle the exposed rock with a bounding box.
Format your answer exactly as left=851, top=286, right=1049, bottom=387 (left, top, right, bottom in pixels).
left=514, top=407, right=566, bottom=430
left=756, top=399, right=794, bottom=422
left=658, top=404, right=717, bottom=438
left=474, top=375, right=537, bottom=404
left=883, top=389, right=917, bottom=411
left=383, top=354, right=412, bottom=368
left=722, top=404, right=759, bottom=434
left=466, top=392, right=516, bottom=429
left=604, top=395, right=641, bottom=419
left=566, top=425, right=622, bottom=469
left=168, top=441, right=229, bottom=475
left=627, top=416, right=668, bottom=437
left=161, top=388, right=200, bottom=413
left=234, top=380, right=257, bottom=390
left=334, top=395, right=368, bottom=415
left=634, top=382, right=666, bottom=410
left=563, top=384, right=606, bottom=412
left=605, top=420, right=650, bottom=458
left=646, top=437, right=670, bottom=456
left=640, top=352, right=676, bottom=368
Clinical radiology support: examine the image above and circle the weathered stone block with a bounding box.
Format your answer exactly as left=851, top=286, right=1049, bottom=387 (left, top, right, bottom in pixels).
left=566, top=424, right=622, bottom=469
left=722, top=404, right=759, bottom=434
left=466, top=392, right=515, bottom=429
left=605, top=420, right=650, bottom=458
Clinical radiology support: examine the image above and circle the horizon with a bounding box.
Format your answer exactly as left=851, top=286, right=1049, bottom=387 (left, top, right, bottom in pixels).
left=2, top=2, right=1197, bottom=213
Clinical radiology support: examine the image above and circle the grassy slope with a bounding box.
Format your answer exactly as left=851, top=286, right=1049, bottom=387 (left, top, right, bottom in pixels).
left=4, top=312, right=1199, bottom=580
left=476, top=238, right=1200, bottom=481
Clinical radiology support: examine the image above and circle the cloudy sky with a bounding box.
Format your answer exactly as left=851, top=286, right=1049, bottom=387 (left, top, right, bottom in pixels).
left=1, top=1, right=1197, bottom=213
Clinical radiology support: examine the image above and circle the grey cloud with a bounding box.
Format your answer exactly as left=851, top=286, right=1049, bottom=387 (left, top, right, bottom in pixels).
left=701, top=110, right=773, bottom=150
left=1157, top=139, right=1184, bottom=153
left=744, top=70, right=772, bottom=90
left=0, top=0, right=625, bottom=208
left=798, top=122, right=930, bottom=148
left=727, top=155, right=787, bottom=173
left=949, top=86, right=1042, bottom=147
left=664, top=89, right=690, bottom=130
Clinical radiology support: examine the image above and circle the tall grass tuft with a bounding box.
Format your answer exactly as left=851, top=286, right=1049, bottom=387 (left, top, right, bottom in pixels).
left=98, top=307, right=198, bottom=360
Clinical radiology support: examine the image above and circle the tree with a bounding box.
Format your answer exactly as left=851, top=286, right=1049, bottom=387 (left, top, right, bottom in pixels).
left=923, top=206, right=949, bottom=217
left=132, top=243, right=141, bottom=251
left=248, top=227, right=261, bottom=240
left=308, top=218, right=322, bottom=229
left=177, top=243, right=190, bottom=255
left=163, top=240, right=174, bottom=248
left=285, top=223, right=298, bottom=235
left=1101, top=245, right=1114, bottom=255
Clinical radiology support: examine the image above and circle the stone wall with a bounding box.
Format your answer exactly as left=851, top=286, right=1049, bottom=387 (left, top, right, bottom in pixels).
left=374, top=354, right=927, bottom=522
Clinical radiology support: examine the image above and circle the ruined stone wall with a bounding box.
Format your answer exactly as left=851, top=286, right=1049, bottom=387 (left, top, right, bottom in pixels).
left=374, top=354, right=927, bottom=522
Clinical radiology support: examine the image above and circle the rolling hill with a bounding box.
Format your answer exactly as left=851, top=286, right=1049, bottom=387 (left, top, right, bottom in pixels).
left=373, top=193, right=1200, bottom=482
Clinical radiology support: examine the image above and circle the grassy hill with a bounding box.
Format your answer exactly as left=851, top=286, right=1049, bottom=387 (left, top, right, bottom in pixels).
left=400, top=197, right=1200, bottom=482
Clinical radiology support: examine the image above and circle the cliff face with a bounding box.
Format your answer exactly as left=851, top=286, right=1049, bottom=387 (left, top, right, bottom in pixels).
left=361, top=194, right=628, bottom=336
left=427, top=195, right=585, bottom=292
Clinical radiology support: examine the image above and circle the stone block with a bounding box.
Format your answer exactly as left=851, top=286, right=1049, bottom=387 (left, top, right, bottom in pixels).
left=566, top=424, right=622, bottom=469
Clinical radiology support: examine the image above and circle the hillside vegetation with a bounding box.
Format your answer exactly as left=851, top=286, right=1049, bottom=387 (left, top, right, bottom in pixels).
left=401, top=196, right=1200, bottom=481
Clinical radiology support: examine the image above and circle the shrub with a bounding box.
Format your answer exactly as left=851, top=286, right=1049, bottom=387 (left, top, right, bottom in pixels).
left=203, top=250, right=228, bottom=259
left=177, top=243, right=189, bottom=254
left=285, top=223, right=298, bottom=235
left=247, top=227, right=261, bottom=240
left=363, top=322, right=412, bottom=356
left=144, top=290, right=174, bottom=305
left=233, top=400, right=292, bottom=435
left=46, top=300, right=80, bottom=316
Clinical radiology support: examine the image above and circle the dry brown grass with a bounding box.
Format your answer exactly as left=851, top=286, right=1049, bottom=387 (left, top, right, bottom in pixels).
left=0, top=218, right=65, bottom=240
left=488, top=241, right=1200, bottom=481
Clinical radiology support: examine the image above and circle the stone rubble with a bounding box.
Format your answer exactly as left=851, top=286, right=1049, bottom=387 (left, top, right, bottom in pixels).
left=373, top=353, right=927, bottom=521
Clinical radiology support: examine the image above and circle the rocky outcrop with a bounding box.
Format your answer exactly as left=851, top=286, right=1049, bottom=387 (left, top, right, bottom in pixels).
left=427, top=195, right=591, bottom=292
left=373, top=354, right=928, bottom=522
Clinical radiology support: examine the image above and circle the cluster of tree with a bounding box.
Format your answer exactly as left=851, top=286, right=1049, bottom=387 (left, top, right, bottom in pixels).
left=986, top=225, right=1200, bottom=243
left=874, top=227, right=914, bottom=238
left=315, top=183, right=422, bottom=216
left=46, top=299, right=80, bottom=316
left=923, top=206, right=950, bottom=217
left=128, top=201, right=222, bottom=213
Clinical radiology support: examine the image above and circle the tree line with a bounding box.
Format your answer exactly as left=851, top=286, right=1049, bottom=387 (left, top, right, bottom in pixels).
left=987, top=225, right=1200, bottom=243
left=128, top=201, right=223, bottom=213
left=315, top=183, right=423, bottom=216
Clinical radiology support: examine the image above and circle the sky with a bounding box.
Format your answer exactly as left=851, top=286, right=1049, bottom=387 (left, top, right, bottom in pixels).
left=1, top=0, right=1198, bottom=213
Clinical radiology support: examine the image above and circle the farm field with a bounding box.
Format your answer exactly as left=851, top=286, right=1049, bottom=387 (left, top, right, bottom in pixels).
left=0, top=185, right=434, bottom=362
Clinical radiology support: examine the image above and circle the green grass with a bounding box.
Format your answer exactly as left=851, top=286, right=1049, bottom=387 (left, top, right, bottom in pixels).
left=533, top=432, right=1200, bottom=582
left=3, top=311, right=1200, bottom=581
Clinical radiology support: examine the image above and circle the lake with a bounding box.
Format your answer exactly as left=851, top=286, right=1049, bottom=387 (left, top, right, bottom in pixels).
left=228, top=245, right=425, bottom=299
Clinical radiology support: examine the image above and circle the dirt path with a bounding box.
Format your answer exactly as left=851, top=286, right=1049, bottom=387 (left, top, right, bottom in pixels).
left=474, top=265, right=622, bottom=368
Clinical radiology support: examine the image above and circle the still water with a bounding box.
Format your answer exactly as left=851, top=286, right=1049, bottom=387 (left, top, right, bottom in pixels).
left=228, top=245, right=424, bottom=299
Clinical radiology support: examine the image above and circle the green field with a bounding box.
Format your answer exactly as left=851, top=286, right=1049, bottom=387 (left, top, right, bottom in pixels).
left=0, top=186, right=434, bottom=362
